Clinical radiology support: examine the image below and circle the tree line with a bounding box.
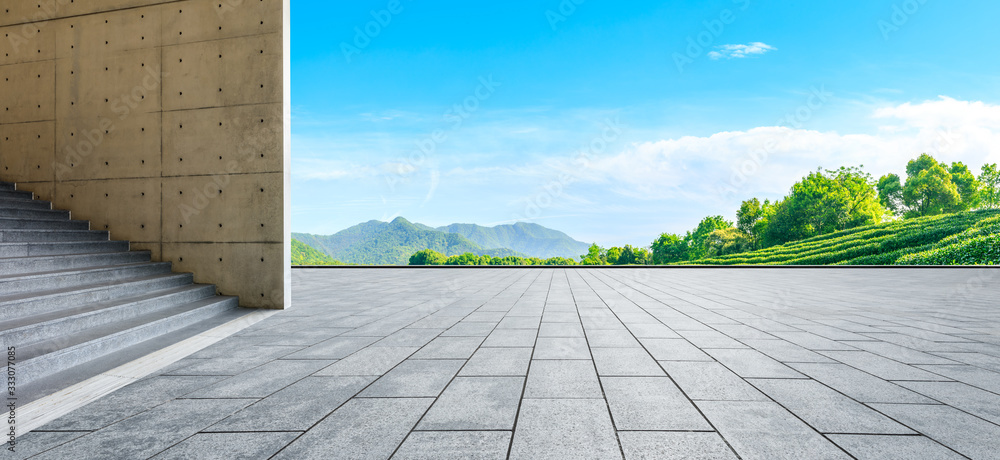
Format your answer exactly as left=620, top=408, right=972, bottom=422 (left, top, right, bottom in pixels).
left=406, top=154, right=1000, bottom=266
left=650, top=154, right=999, bottom=264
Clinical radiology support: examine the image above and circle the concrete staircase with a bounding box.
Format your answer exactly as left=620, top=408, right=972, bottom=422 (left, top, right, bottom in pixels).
left=0, top=180, right=244, bottom=399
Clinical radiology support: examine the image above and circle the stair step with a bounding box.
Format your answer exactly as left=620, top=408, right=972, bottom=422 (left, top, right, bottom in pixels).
left=0, top=190, right=33, bottom=201
left=15, top=295, right=239, bottom=385
left=0, top=217, right=89, bottom=230
left=0, top=240, right=128, bottom=258
left=0, top=229, right=109, bottom=243
left=0, top=251, right=150, bottom=276
left=0, top=272, right=194, bottom=322
left=0, top=198, right=51, bottom=210
left=0, top=207, right=70, bottom=220
left=0, top=182, right=14, bottom=191
left=0, top=262, right=172, bottom=296
left=0, top=283, right=215, bottom=351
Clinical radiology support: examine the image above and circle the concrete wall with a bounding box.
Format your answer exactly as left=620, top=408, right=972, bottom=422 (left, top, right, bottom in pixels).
left=0, top=0, right=290, bottom=309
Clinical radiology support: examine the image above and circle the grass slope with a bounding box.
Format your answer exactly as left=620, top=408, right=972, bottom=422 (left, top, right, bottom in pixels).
left=436, top=222, right=591, bottom=259
left=688, top=210, right=1000, bottom=266
left=292, top=239, right=343, bottom=265
left=292, top=217, right=525, bottom=265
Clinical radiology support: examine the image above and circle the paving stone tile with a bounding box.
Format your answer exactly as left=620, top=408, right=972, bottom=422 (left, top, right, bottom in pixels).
left=591, top=348, right=664, bottom=376
left=186, top=360, right=333, bottom=399
left=787, top=363, right=936, bottom=404
left=869, top=403, right=1000, bottom=460
left=618, top=431, right=738, bottom=460
left=538, top=322, right=585, bottom=337
left=931, top=352, right=1000, bottom=373
left=640, top=338, right=714, bottom=361
left=34, top=399, right=255, bottom=460
left=896, top=381, right=1000, bottom=424
left=283, top=336, right=382, bottom=360
left=749, top=379, right=914, bottom=434
left=769, top=331, right=858, bottom=351
left=417, top=377, right=524, bottom=430
left=273, top=398, right=433, bottom=460
left=713, top=324, right=774, bottom=340
left=6, top=431, right=87, bottom=459
left=154, top=432, right=300, bottom=459
left=662, top=361, right=767, bottom=401
left=524, top=360, right=603, bottom=398
left=411, top=336, right=485, bottom=359
left=915, top=364, right=1000, bottom=394
left=509, top=399, right=622, bottom=460
left=393, top=431, right=511, bottom=460
left=496, top=316, right=541, bottom=329
left=859, top=333, right=969, bottom=353
left=441, top=322, right=497, bottom=337
left=460, top=347, right=533, bottom=376
left=360, top=359, right=465, bottom=397
left=533, top=337, right=591, bottom=359
left=625, top=322, right=679, bottom=338
left=481, top=328, right=537, bottom=347
left=375, top=328, right=446, bottom=347
left=827, top=434, right=964, bottom=460
left=739, top=339, right=834, bottom=363
left=208, top=376, right=375, bottom=431
left=542, top=311, right=581, bottom=323
left=602, top=377, right=711, bottom=430
left=465, top=311, right=508, bottom=322
left=39, top=375, right=226, bottom=431
left=705, top=348, right=805, bottom=379
left=818, top=351, right=952, bottom=381
left=697, top=400, right=852, bottom=460
left=678, top=330, right=748, bottom=349
left=848, top=341, right=960, bottom=365
left=586, top=329, right=642, bottom=347
left=315, top=346, right=417, bottom=376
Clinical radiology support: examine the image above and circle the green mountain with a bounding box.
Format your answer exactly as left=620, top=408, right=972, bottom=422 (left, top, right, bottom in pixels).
left=291, top=239, right=343, bottom=265
left=292, top=217, right=526, bottom=265
left=436, top=222, right=591, bottom=259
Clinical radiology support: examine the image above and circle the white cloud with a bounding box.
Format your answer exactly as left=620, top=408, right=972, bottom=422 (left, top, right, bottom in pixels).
left=708, top=42, right=777, bottom=60
left=556, top=98, right=1000, bottom=205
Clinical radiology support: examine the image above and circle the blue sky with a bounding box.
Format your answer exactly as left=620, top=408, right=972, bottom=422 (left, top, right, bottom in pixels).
left=291, top=0, right=1000, bottom=247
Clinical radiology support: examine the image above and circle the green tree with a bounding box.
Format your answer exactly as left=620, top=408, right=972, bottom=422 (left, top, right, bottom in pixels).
left=687, top=216, right=734, bottom=260
left=901, top=154, right=961, bottom=217
left=606, top=247, right=623, bottom=265
left=949, top=162, right=982, bottom=211
left=651, top=233, right=687, bottom=264
left=737, top=198, right=763, bottom=248
left=762, top=166, right=885, bottom=246
left=409, top=249, right=447, bottom=265
left=980, top=163, right=1000, bottom=209
left=877, top=173, right=905, bottom=216
left=580, top=243, right=607, bottom=265
left=703, top=228, right=753, bottom=258
left=444, top=253, right=481, bottom=265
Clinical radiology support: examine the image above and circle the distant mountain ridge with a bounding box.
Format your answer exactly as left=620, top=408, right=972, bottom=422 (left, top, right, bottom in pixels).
left=436, top=222, right=591, bottom=259
left=292, top=217, right=590, bottom=265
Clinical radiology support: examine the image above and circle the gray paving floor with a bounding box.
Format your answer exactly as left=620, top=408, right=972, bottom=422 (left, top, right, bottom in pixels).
left=18, top=268, right=1000, bottom=459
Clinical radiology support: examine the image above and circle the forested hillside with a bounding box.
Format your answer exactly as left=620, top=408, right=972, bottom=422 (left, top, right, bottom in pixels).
left=292, top=217, right=525, bottom=265
left=436, top=222, right=590, bottom=259
left=291, top=239, right=343, bottom=265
